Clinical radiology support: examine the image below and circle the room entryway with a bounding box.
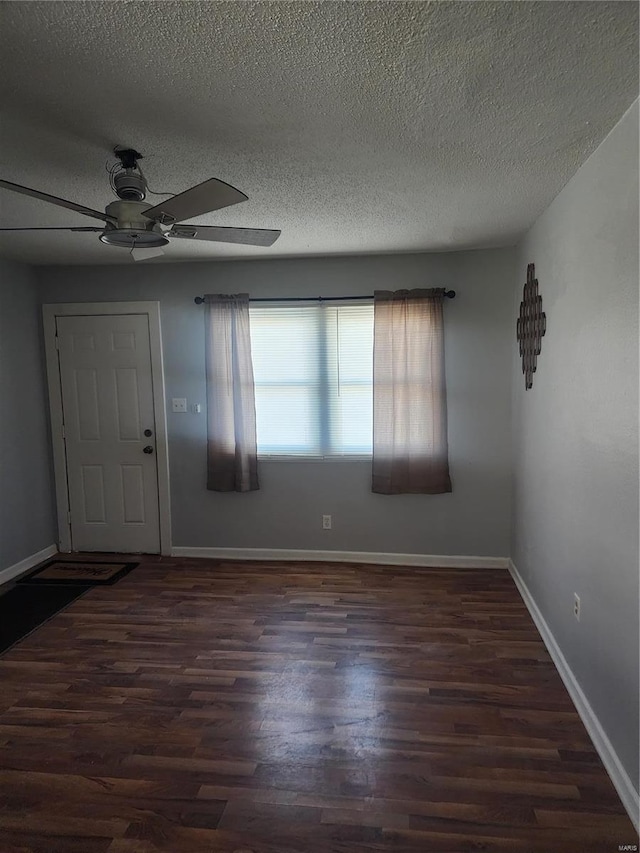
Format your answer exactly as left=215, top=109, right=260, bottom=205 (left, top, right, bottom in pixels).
left=43, top=303, right=171, bottom=555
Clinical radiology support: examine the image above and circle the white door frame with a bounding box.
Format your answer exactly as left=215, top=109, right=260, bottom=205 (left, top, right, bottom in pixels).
left=43, top=301, right=172, bottom=555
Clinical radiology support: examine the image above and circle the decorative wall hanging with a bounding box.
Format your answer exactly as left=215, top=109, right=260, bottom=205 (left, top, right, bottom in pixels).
left=517, top=263, right=546, bottom=389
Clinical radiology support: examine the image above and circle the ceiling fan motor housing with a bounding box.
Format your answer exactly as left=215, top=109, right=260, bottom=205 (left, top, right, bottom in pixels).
left=100, top=200, right=169, bottom=248
left=113, top=168, right=147, bottom=201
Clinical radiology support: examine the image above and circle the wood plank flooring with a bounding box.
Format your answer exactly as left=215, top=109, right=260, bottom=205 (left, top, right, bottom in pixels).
left=0, top=556, right=636, bottom=852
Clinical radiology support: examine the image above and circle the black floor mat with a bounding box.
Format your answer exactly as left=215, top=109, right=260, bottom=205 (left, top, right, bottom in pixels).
left=0, top=583, right=89, bottom=654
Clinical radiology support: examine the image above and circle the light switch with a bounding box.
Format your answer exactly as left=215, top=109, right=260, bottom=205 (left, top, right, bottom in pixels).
left=172, top=398, right=187, bottom=413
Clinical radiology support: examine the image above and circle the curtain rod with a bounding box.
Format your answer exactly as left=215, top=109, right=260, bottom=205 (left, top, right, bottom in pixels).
left=194, top=290, right=455, bottom=305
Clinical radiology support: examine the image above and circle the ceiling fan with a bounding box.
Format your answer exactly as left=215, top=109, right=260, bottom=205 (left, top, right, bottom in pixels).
left=0, top=148, right=281, bottom=260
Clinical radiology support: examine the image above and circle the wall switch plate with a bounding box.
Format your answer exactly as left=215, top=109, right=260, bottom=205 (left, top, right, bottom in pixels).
left=172, top=398, right=187, bottom=413
left=574, top=593, right=581, bottom=621
left=322, top=515, right=332, bottom=529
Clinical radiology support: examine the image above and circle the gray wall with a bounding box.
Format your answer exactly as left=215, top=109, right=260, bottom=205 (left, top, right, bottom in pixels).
left=512, top=101, right=639, bottom=789
left=37, top=248, right=514, bottom=557
left=0, top=259, right=57, bottom=570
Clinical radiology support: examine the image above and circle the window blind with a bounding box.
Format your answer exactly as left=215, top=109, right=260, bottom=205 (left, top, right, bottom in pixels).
left=249, top=302, right=374, bottom=456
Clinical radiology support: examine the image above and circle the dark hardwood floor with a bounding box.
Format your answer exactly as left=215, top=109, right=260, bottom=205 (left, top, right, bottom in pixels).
left=0, top=556, right=636, bottom=852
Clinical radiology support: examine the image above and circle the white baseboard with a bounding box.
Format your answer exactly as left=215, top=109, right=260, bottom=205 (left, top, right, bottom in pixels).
left=0, top=544, right=58, bottom=587
left=508, top=559, right=639, bottom=832
left=171, top=546, right=509, bottom=569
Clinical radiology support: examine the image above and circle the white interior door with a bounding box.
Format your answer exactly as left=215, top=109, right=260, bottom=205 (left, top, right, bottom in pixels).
left=56, top=313, right=160, bottom=553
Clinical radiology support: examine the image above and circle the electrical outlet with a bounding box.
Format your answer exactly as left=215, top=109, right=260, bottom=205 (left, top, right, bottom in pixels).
left=322, top=514, right=332, bottom=530
left=172, top=398, right=187, bottom=413
left=574, top=593, right=581, bottom=622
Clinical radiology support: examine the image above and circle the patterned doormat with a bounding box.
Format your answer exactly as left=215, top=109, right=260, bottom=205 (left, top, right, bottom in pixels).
left=18, top=559, right=139, bottom=586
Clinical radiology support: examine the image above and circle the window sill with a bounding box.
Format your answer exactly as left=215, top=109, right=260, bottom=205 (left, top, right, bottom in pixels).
left=258, top=455, right=372, bottom=462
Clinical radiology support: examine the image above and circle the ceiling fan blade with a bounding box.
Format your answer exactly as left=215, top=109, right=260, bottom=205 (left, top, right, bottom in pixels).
left=0, top=226, right=103, bottom=232
left=131, top=246, right=165, bottom=262
left=0, top=179, right=116, bottom=224
left=169, top=224, right=281, bottom=247
left=142, top=178, right=248, bottom=224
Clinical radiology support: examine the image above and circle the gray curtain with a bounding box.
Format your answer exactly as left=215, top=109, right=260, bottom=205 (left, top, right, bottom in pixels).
left=205, top=294, right=259, bottom=492
left=372, top=288, right=452, bottom=495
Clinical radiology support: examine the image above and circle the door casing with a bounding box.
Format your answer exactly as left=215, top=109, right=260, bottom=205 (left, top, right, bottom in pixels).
left=43, top=301, right=171, bottom=555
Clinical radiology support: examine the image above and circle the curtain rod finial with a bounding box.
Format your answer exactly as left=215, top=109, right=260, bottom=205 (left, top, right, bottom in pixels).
left=194, top=296, right=205, bottom=305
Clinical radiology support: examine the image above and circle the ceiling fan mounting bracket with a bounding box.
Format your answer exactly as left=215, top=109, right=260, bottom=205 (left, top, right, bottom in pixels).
left=114, top=147, right=143, bottom=170
left=112, top=148, right=147, bottom=201
left=154, top=212, right=177, bottom=225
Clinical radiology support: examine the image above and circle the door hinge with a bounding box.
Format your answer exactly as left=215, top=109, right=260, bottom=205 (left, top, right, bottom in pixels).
left=54, top=335, right=60, bottom=350
left=67, top=511, right=72, bottom=526
left=61, top=423, right=65, bottom=439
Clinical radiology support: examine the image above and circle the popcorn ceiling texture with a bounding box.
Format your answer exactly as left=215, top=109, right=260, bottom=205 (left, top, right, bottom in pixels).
left=0, top=1, right=637, bottom=264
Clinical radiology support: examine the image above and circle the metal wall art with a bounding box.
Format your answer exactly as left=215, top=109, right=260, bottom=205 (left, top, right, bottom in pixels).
left=517, top=263, right=546, bottom=389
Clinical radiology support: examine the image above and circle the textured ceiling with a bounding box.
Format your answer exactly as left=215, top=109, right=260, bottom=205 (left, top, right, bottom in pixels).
left=0, top=1, right=637, bottom=265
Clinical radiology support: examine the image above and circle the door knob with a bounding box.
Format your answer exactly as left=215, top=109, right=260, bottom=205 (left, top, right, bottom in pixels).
left=143, top=445, right=154, bottom=454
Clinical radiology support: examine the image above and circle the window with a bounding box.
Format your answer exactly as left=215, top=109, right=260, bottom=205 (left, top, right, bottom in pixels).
left=249, top=302, right=374, bottom=456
